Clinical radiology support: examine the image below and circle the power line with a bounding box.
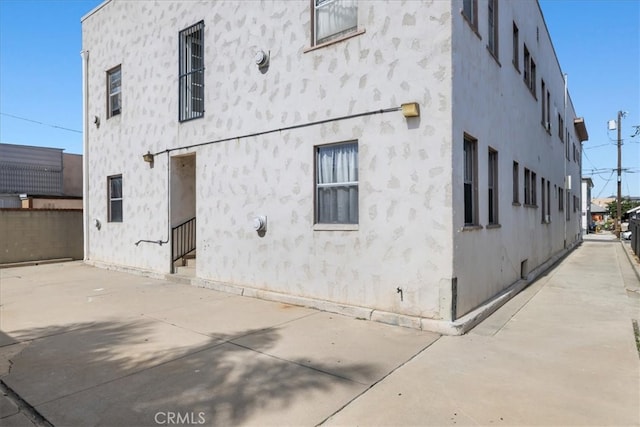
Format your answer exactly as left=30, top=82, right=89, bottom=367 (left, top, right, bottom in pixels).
left=0, top=112, right=82, bottom=134
left=584, top=143, right=613, bottom=150
left=594, top=170, right=616, bottom=199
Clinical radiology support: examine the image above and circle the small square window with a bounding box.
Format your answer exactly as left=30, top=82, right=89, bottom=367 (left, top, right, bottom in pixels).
left=107, top=65, right=121, bottom=118
left=316, top=141, right=358, bottom=224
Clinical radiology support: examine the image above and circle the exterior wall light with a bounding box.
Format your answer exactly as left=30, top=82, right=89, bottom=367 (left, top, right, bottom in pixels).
left=255, top=50, right=270, bottom=70
left=143, top=151, right=154, bottom=164
left=401, top=102, right=420, bottom=118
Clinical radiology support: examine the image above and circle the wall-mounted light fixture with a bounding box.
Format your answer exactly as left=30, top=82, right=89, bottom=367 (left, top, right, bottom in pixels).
left=254, top=50, right=270, bottom=70
left=253, top=215, right=267, bottom=232
left=143, top=151, right=154, bottom=164
left=401, top=102, right=420, bottom=118
left=93, top=116, right=100, bottom=128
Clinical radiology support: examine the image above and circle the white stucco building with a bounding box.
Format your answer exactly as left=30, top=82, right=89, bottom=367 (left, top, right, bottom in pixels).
left=81, top=0, right=588, bottom=333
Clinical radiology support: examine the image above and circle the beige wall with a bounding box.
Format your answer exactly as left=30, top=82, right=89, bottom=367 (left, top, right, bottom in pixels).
left=63, top=153, right=83, bottom=197
left=21, top=198, right=83, bottom=209
left=0, top=210, right=83, bottom=264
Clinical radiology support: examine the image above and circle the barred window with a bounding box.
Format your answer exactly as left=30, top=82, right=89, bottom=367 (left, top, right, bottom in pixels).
left=179, top=21, right=204, bottom=122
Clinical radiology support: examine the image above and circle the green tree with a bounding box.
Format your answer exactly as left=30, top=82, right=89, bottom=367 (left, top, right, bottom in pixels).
left=607, top=198, right=640, bottom=219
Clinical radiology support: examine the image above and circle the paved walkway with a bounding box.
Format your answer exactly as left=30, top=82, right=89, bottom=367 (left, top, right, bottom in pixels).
left=1, top=239, right=638, bottom=426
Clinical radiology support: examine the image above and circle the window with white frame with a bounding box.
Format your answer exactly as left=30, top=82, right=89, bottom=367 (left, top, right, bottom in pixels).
left=464, top=135, right=478, bottom=225
left=316, top=141, right=358, bottom=224
left=179, top=21, right=204, bottom=122
left=313, top=0, right=357, bottom=46
left=107, top=65, right=121, bottom=118
left=108, top=175, right=123, bottom=222
left=488, top=148, right=498, bottom=224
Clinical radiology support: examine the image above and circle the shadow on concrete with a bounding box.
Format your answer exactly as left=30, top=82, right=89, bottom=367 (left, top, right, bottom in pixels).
left=3, top=320, right=375, bottom=426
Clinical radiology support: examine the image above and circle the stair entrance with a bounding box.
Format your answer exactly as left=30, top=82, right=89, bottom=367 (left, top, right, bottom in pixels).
left=170, top=153, right=196, bottom=275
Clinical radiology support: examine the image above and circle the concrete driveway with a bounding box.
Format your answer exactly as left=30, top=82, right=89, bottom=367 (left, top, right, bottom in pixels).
left=1, top=238, right=638, bottom=426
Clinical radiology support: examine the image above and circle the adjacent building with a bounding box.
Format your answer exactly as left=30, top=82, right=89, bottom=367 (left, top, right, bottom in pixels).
left=81, top=0, right=588, bottom=333
left=0, top=143, right=83, bottom=209
left=581, top=177, right=593, bottom=233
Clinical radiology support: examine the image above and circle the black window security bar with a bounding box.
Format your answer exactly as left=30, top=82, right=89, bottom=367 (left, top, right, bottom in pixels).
left=172, top=216, right=196, bottom=265
left=179, top=21, right=205, bottom=122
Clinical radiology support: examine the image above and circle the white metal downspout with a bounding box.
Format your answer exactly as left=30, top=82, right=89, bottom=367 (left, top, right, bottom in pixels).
left=81, top=50, right=90, bottom=260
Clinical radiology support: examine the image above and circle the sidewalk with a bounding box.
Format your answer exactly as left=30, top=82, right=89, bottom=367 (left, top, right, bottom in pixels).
left=1, top=239, right=638, bottom=426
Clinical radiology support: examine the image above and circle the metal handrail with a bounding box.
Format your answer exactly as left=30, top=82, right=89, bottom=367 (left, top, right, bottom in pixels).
left=171, top=216, right=196, bottom=263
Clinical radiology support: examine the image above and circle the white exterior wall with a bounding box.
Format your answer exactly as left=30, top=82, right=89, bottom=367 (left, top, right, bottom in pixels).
left=82, top=1, right=455, bottom=320
left=451, top=0, right=583, bottom=317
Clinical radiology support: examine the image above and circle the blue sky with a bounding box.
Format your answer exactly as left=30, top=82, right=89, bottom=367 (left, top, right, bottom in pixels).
left=0, top=0, right=638, bottom=197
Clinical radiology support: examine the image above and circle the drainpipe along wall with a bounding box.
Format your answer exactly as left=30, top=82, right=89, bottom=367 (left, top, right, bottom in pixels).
left=81, top=49, right=90, bottom=260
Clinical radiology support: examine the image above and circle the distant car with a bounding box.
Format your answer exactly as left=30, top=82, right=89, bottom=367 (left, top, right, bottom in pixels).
left=621, top=230, right=632, bottom=240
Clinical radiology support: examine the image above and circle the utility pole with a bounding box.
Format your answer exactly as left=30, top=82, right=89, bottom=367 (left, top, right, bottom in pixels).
left=615, top=110, right=623, bottom=238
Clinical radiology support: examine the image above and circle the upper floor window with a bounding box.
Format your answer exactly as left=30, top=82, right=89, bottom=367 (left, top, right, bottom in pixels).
left=462, top=0, right=478, bottom=29
left=512, top=22, right=519, bottom=70
left=316, top=141, right=358, bottom=224
left=179, top=21, right=205, bottom=122
left=107, top=65, right=121, bottom=118
left=523, top=45, right=536, bottom=96
left=487, top=0, right=498, bottom=57
left=314, top=0, right=357, bottom=46
left=108, top=175, right=123, bottom=222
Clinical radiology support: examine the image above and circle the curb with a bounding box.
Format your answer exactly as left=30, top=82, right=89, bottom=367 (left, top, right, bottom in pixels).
left=620, top=240, right=640, bottom=283
left=0, top=380, right=52, bottom=427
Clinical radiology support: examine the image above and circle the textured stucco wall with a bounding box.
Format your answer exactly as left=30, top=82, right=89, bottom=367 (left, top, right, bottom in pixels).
left=0, top=210, right=83, bottom=263
left=82, top=0, right=455, bottom=319
left=450, top=0, right=584, bottom=317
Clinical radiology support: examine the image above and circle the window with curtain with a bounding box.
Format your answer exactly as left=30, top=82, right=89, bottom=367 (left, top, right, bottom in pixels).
left=108, top=175, right=122, bottom=222
left=107, top=65, right=121, bottom=118
left=316, top=142, right=358, bottom=224
left=314, top=0, right=357, bottom=45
